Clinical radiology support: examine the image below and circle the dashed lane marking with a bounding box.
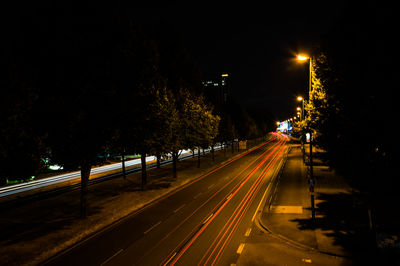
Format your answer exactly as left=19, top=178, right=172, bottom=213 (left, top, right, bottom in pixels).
left=144, top=221, right=162, bottom=234
left=100, top=249, right=123, bottom=266
left=173, top=204, right=186, bottom=213
left=245, top=228, right=252, bottom=237
left=236, top=243, right=245, bottom=254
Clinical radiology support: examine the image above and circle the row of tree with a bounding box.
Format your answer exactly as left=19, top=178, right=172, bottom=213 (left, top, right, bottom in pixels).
left=1, top=5, right=275, bottom=217
left=0, top=7, right=223, bottom=217
left=293, top=4, right=396, bottom=216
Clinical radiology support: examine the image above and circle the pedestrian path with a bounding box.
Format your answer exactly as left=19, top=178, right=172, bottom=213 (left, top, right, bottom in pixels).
left=259, top=144, right=352, bottom=257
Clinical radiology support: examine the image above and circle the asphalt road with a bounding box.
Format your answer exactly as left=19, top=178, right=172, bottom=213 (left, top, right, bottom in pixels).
left=45, top=133, right=288, bottom=266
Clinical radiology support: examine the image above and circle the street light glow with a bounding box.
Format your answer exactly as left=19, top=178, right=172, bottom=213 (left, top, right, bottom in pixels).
left=297, top=96, right=303, bottom=101
left=297, top=55, right=309, bottom=61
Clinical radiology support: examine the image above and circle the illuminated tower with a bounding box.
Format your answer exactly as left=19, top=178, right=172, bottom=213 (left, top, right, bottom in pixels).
left=202, top=73, right=230, bottom=106
left=220, top=73, right=230, bottom=104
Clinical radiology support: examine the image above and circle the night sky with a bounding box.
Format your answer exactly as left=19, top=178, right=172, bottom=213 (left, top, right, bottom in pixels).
left=133, top=1, right=348, bottom=120
left=2, top=1, right=357, bottom=120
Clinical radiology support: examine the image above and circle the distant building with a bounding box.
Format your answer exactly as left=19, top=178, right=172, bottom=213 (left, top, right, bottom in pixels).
left=202, top=73, right=230, bottom=106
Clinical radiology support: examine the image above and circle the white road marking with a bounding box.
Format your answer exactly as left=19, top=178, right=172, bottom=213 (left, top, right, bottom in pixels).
left=245, top=227, right=252, bottom=237
left=252, top=181, right=273, bottom=221
left=193, top=192, right=202, bottom=199
left=144, top=221, right=162, bottom=234
left=173, top=204, right=186, bottom=213
left=236, top=243, right=245, bottom=254
left=101, top=249, right=124, bottom=266
left=208, top=184, right=215, bottom=190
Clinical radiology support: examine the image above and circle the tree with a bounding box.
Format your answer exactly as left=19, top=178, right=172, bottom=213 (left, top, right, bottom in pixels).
left=0, top=65, right=46, bottom=185
left=180, top=90, right=220, bottom=167
left=34, top=9, right=117, bottom=218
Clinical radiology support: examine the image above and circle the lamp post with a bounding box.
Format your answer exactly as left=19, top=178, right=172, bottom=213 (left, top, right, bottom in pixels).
left=297, top=54, right=315, bottom=220
left=297, top=96, right=304, bottom=121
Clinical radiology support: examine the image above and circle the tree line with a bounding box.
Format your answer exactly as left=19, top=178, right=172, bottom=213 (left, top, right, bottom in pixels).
left=0, top=4, right=274, bottom=217
left=293, top=4, right=396, bottom=222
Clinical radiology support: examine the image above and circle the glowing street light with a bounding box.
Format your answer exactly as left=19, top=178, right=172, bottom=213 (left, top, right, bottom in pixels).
left=297, top=54, right=314, bottom=219
left=297, top=96, right=305, bottom=121
left=297, top=55, right=309, bottom=61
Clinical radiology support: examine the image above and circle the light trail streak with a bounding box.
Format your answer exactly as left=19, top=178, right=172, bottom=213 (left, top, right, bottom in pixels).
left=138, top=138, right=282, bottom=265
left=131, top=136, right=276, bottom=222
left=165, top=136, right=287, bottom=265
left=200, top=138, right=287, bottom=265
left=211, top=142, right=287, bottom=265
left=159, top=141, right=283, bottom=265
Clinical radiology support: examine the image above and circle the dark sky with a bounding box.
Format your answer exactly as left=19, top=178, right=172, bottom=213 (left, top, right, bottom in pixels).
left=3, top=1, right=351, bottom=120
left=133, top=1, right=348, bottom=120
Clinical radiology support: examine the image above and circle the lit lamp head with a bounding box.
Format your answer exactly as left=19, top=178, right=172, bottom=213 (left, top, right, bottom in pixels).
left=297, top=96, right=303, bottom=101
left=297, top=55, right=309, bottom=61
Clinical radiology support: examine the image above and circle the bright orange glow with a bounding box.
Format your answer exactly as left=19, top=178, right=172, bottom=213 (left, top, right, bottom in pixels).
left=297, top=96, right=303, bottom=101
left=297, top=55, right=309, bottom=61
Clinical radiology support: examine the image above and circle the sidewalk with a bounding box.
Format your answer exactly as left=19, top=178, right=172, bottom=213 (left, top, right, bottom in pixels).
left=259, top=144, right=368, bottom=262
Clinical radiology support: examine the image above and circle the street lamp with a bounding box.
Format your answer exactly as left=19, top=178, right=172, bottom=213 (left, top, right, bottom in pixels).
left=297, top=54, right=315, bottom=220
left=296, top=55, right=312, bottom=96
left=297, top=96, right=304, bottom=121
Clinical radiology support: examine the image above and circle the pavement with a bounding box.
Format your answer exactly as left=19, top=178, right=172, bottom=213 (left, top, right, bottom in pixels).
left=237, top=144, right=377, bottom=265
left=260, top=144, right=352, bottom=256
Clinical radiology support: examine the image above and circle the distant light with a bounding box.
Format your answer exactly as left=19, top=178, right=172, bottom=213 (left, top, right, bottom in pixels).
left=49, top=164, right=64, bottom=170
left=297, top=107, right=301, bottom=111
left=297, top=96, right=303, bottom=101
left=221, top=74, right=229, bottom=77
left=297, top=55, right=309, bottom=61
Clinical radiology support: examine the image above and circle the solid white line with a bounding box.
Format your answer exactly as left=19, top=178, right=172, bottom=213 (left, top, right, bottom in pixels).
left=173, top=204, right=186, bottom=213
left=252, top=181, right=273, bottom=222
left=101, top=248, right=123, bottom=266
left=144, top=221, right=162, bottom=234
left=236, top=243, right=245, bottom=254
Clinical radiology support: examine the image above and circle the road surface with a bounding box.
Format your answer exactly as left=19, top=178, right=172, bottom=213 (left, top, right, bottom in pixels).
left=45, top=133, right=288, bottom=265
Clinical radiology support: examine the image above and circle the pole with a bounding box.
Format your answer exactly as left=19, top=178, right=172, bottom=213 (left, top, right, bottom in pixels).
left=121, top=148, right=126, bottom=179
left=309, top=57, right=315, bottom=221
left=309, top=57, right=312, bottom=96
left=310, top=132, right=315, bottom=220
